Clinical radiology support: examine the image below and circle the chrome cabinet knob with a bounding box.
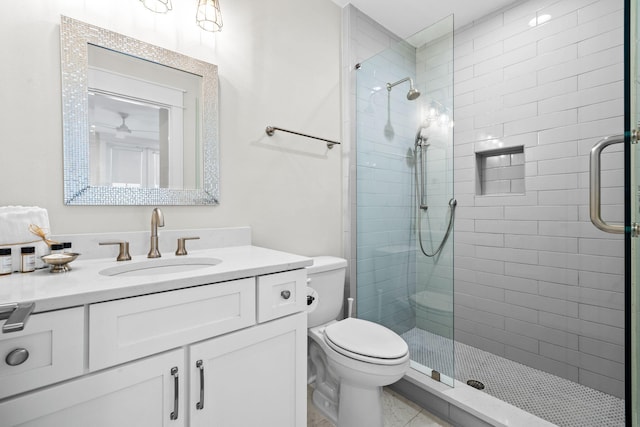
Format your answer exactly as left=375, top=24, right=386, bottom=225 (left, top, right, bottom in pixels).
left=6, top=348, right=29, bottom=366
left=281, top=290, right=291, bottom=300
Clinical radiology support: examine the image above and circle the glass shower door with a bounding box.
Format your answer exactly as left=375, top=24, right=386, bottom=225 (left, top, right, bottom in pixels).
left=355, top=16, right=455, bottom=385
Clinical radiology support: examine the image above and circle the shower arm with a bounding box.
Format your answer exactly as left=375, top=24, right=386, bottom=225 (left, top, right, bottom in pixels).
left=387, top=77, right=414, bottom=91
left=386, top=77, right=420, bottom=100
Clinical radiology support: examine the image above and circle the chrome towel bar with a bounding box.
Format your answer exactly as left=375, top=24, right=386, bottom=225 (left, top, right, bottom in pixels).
left=265, top=126, right=341, bottom=149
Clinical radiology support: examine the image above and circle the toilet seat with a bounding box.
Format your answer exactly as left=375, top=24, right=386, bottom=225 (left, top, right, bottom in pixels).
left=323, top=318, right=409, bottom=365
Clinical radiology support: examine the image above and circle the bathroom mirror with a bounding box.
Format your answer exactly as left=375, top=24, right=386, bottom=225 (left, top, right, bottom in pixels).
left=60, top=16, right=219, bottom=205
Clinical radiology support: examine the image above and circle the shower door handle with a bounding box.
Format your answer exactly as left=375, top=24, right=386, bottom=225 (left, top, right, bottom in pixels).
left=589, top=135, right=625, bottom=234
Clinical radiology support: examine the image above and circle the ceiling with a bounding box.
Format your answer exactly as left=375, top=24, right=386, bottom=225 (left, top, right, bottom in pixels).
left=331, top=0, right=519, bottom=38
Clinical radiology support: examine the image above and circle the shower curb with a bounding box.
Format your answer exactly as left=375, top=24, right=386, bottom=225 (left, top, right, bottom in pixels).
left=389, top=369, right=557, bottom=427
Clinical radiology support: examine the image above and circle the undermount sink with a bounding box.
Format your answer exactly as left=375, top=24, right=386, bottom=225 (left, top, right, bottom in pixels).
left=99, top=257, right=222, bottom=277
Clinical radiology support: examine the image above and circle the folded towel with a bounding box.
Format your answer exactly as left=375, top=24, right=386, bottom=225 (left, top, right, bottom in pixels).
left=0, top=206, right=52, bottom=271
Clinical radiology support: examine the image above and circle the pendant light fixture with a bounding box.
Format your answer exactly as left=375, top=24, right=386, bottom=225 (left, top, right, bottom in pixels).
left=138, top=0, right=223, bottom=32
left=196, top=0, right=223, bottom=32
left=139, top=0, right=172, bottom=13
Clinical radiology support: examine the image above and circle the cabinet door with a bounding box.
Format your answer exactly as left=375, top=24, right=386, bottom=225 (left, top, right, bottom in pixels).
left=190, top=312, right=307, bottom=427
left=0, top=349, right=185, bottom=427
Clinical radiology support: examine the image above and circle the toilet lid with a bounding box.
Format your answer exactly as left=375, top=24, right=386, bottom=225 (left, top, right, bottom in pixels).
left=324, top=318, right=408, bottom=360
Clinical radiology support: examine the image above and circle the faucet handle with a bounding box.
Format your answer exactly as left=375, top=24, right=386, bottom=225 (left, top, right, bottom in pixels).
left=99, top=241, right=132, bottom=261
left=175, top=237, right=200, bottom=256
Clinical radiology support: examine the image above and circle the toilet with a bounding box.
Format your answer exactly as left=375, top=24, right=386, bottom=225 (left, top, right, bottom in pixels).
left=306, top=256, right=410, bottom=427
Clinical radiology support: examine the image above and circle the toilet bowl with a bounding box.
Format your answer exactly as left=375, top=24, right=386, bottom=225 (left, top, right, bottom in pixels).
left=306, top=257, right=410, bottom=427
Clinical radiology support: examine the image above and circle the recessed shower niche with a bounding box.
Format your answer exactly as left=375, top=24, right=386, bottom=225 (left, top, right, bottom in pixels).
left=475, top=146, right=525, bottom=196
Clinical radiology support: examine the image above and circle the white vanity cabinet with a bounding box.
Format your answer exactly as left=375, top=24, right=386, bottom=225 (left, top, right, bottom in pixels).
left=0, top=348, right=185, bottom=427
left=0, top=266, right=307, bottom=427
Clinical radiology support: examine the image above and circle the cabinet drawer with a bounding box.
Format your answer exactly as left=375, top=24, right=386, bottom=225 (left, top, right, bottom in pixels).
left=89, top=278, right=255, bottom=371
left=256, top=269, right=306, bottom=323
left=0, top=307, right=84, bottom=399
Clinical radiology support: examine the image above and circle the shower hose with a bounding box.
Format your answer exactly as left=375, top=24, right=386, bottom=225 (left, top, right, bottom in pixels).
left=416, top=197, right=456, bottom=257
left=414, top=147, right=457, bottom=258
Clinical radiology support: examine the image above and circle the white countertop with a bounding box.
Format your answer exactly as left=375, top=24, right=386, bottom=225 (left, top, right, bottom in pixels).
left=0, top=245, right=313, bottom=312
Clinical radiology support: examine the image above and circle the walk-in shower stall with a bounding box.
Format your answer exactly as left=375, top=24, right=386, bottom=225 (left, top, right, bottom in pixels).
left=351, top=0, right=628, bottom=425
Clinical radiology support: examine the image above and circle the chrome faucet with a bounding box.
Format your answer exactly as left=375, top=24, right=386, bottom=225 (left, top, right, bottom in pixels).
left=147, top=208, right=165, bottom=258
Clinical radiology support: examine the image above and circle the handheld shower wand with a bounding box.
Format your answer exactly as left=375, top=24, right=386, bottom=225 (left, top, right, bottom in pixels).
left=413, top=124, right=456, bottom=258
left=415, top=126, right=430, bottom=210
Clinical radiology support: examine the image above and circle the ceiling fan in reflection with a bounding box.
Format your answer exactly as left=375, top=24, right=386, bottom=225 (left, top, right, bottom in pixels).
left=93, top=112, right=158, bottom=140
left=115, top=112, right=132, bottom=138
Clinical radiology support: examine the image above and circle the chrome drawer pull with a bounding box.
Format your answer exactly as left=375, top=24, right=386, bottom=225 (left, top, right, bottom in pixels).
left=196, top=359, right=205, bottom=410
left=1, top=302, right=36, bottom=333
left=6, top=348, right=29, bottom=366
left=281, top=290, right=291, bottom=300
left=170, top=367, right=179, bottom=420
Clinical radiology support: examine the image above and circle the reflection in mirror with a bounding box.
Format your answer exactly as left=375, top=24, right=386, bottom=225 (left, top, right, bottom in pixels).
left=61, top=16, right=219, bottom=205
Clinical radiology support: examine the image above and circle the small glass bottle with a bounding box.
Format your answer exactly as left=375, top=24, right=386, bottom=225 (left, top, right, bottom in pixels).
left=21, top=246, right=36, bottom=273
left=62, top=242, right=72, bottom=253
left=0, top=248, right=11, bottom=275
left=50, top=243, right=64, bottom=254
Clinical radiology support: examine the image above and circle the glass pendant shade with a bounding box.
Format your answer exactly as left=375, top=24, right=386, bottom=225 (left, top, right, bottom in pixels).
left=140, top=0, right=172, bottom=13
left=196, top=0, right=223, bottom=32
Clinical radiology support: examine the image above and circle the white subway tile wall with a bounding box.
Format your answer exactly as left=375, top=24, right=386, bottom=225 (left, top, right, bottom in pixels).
left=453, top=0, right=625, bottom=398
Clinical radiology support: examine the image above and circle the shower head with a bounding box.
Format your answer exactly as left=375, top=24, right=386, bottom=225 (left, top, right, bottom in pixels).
left=407, top=87, right=421, bottom=100
left=386, top=77, right=421, bottom=101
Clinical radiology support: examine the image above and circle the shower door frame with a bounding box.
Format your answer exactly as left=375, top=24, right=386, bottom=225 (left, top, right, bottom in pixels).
left=625, top=0, right=636, bottom=425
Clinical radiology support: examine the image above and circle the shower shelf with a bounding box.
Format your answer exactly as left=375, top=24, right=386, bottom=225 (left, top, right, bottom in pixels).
left=265, top=125, right=341, bottom=149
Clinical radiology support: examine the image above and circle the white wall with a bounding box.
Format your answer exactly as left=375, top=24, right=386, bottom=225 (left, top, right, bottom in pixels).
left=0, top=0, right=342, bottom=256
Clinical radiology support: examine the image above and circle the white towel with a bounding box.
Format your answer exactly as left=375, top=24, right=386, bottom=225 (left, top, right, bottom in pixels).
left=0, top=206, right=52, bottom=271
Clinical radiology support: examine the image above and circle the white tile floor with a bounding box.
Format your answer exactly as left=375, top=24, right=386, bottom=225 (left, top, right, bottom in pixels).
left=307, top=386, right=452, bottom=427
left=402, top=328, right=625, bottom=427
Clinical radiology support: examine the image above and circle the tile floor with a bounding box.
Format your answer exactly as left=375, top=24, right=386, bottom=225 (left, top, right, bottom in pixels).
left=307, top=386, right=452, bottom=427
left=402, top=327, right=625, bottom=427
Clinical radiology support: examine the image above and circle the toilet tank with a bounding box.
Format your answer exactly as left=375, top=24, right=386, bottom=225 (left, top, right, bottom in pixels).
left=306, top=256, right=348, bottom=328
